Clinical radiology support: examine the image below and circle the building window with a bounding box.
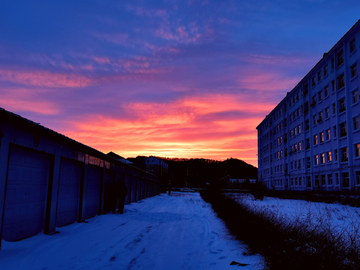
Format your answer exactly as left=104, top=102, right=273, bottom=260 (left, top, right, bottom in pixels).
left=336, top=173, right=339, bottom=185
left=351, top=63, right=357, bottom=78
left=318, top=111, right=323, bottom=123
left=324, top=85, right=329, bottom=97
left=337, top=50, right=344, bottom=67
left=320, top=132, right=324, bottom=143
left=313, top=115, right=317, bottom=125
left=340, top=122, right=347, bottom=137
left=328, top=174, right=333, bottom=185
left=355, top=143, right=360, bottom=157
left=332, top=103, right=336, bottom=114
left=341, top=147, right=348, bottom=162
left=342, top=172, right=349, bottom=188
left=305, top=119, right=310, bottom=131
left=307, top=176, right=311, bottom=187
left=325, top=107, right=330, bottom=118
left=314, top=154, right=319, bottom=165
left=312, top=76, right=316, bottom=87
left=306, top=138, right=310, bottom=150
left=321, top=175, right=326, bottom=185
left=327, top=151, right=332, bottom=162
left=324, top=65, right=328, bottom=76
left=307, top=157, right=311, bottom=168
left=354, top=116, right=359, bottom=131
left=339, top=97, right=346, bottom=113
left=334, top=126, right=337, bottom=138
left=350, top=38, right=356, bottom=53
left=311, top=95, right=316, bottom=107
left=338, top=74, right=345, bottom=89
left=320, top=153, right=325, bottom=164
left=314, top=134, right=318, bottom=145
left=331, top=57, right=335, bottom=69
left=352, top=89, right=359, bottom=104
left=335, top=149, right=338, bottom=161
left=356, top=171, right=360, bottom=185
left=318, top=71, right=322, bottom=81
left=326, top=129, right=331, bottom=140
left=318, top=90, right=323, bottom=101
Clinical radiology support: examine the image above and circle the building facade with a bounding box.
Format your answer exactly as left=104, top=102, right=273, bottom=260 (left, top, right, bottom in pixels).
left=0, top=107, right=163, bottom=248
left=257, top=20, right=360, bottom=191
left=145, top=157, right=168, bottom=178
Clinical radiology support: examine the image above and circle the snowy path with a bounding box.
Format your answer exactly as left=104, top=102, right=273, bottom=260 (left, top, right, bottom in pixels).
left=0, top=192, right=262, bottom=270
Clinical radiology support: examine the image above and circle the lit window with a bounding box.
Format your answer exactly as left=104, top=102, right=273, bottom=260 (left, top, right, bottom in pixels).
left=355, top=143, right=360, bottom=157
left=314, top=154, right=319, bottom=165
left=314, top=134, right=318, bottom=145
left=321, top=153, right=325, bottom=164
left=320, top=132, right=324, bottom=143
left=327, top=151, right=332, bottom=162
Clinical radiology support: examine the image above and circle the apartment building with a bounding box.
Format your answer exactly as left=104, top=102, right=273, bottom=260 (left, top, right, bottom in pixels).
left=257, top=19, right=360, bottom=191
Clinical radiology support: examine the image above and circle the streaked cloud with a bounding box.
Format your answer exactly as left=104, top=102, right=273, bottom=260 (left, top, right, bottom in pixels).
left=1, top=0, right=360, bottom=167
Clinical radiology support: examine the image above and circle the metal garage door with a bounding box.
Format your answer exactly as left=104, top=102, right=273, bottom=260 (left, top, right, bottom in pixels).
left=56, top=159, right=82, bottom=227
left=85, top=165, right=102, bottom=219
left=3, top=147, right=51, bottom=241
left=103, top=170, right=115, bottom=213
left=131, top=176, right=137, bottom=202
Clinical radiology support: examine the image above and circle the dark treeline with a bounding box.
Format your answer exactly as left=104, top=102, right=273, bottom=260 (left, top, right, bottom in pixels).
left=128, top=156, right=258, bottom=188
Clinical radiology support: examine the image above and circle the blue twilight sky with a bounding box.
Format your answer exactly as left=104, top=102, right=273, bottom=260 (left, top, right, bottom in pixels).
left=0, top=0, right=359, bottom=167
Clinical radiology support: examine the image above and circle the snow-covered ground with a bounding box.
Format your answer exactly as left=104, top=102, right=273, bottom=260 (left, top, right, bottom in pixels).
left=227, top=193, right=360, bottom=242
left=0, top=192, right=263, bottom=270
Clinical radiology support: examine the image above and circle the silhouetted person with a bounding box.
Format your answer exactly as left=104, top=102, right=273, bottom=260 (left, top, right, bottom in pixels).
left=112, top=178, right=128, bottom=214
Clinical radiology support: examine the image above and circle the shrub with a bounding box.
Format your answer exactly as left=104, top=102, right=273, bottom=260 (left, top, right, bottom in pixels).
left=200, top=190, right=360, bottom=270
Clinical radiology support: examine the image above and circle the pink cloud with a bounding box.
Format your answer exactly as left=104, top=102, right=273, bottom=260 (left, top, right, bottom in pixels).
left=59, top=93, right=264, bottom=167
left=95, top=33, right=129, bottom=45
left=0, top=97, right=60, bottom=115
left=0, top=69, right=93, bottom=87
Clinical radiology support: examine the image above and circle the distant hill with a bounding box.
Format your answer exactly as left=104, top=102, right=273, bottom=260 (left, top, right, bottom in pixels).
left=127, top=156, right=257, bottom=188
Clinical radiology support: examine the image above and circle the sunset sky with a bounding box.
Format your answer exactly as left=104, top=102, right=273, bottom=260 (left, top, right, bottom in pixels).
left=1, top=1, right=360, bottom=167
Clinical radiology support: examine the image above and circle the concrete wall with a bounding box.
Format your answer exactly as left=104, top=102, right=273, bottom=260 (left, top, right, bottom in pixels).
left=0, top=108, right=163, bottom=248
